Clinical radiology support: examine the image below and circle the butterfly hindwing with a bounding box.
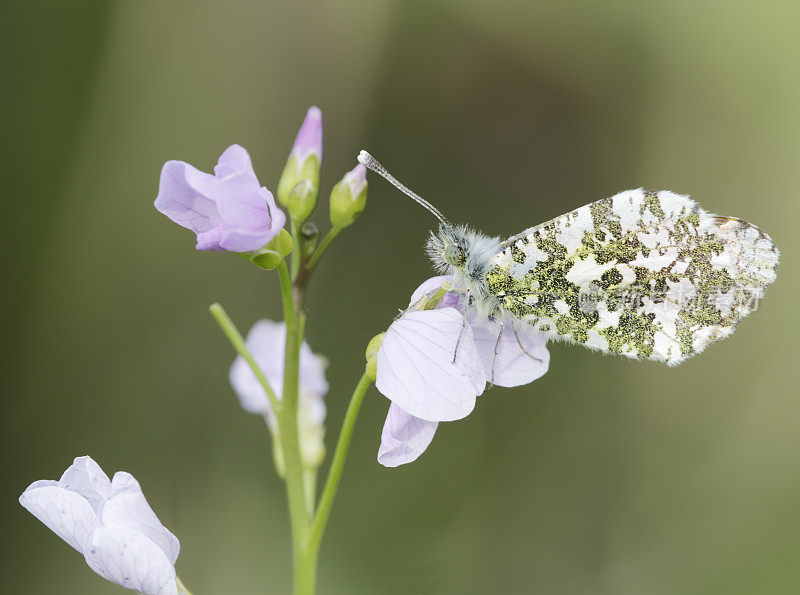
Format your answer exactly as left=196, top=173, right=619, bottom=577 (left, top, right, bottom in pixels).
left=485, top=189, right=778, bottom=365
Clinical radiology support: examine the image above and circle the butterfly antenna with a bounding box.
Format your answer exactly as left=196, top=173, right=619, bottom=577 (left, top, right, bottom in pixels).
left=357, top=150, right=452, bottom=228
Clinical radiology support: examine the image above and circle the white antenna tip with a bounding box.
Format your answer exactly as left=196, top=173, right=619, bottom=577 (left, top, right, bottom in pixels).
left=357, top=150, right=371, bottom=166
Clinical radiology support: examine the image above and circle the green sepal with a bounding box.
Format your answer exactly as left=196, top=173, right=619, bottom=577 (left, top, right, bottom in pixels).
left=277, top=154, right=320, bottom=218
left=364, top=332, right=385, bottom=382
left=285, top=180, right=316, bottom=224
left=271, top=228, right=294, bottom=257
left=249, top=249, right=284, bottom=270
left=241, top=229, right=294, bottom=270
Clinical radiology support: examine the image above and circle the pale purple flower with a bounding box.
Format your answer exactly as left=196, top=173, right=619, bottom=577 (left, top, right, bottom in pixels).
left=19, top=456, right=181, bottom=595
left=378, top=404, right=439, bottom=468
left=155, top=144, right=285, bottom=251
left=290, top=106, right=323, bottom=163
left=376, top=276, right=550, bottom=467
left=229, top=319, right=328, bottom=468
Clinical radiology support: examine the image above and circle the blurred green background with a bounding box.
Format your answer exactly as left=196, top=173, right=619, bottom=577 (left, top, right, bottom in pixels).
left=3, top=1, right=799, bottom=593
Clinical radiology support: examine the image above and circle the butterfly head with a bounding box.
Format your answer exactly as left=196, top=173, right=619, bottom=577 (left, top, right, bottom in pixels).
left=427, top=225, right=466, bottom=273
left=444, top=241, right=467, bottom=267
left=356, top=150, right=499, bottom=302
left=427, top=225, right=500, bottom=281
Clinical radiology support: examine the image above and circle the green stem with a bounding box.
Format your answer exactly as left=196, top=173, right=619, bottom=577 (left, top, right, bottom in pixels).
left=290, top=219, right=303, bottom=281
left=277, top=261, right=312, bottom=594
left=208, top=303, right=281, bottom=414
left=305, top=227, right=341, bottom=273
left=306, top=372, right=373, bottom=555
left=176, top=577, right=193, bottom=595
left=294, top=547, right=318, bottom=595
left=303, top=468, right=317, bottom=518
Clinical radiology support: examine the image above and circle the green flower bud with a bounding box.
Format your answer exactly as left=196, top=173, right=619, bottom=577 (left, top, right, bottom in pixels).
left=277, top=107, right=322, bottom=221
left=330, top=164, right=367, bottom=229
left=365, top=332, right=384, bottom=382
left=300, top=221, right=320, bottom=259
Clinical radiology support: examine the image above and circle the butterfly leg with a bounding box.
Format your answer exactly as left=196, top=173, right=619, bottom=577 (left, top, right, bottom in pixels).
left=512, top=320, right=543, bottom=363
left=452, top=314, right=467, bottom=364
left=489, top=320, right=505, bottom=387
left=451, top=289, right=471, bottom=364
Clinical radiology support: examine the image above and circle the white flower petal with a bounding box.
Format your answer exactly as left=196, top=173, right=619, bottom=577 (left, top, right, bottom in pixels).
left=376, top=308, right=485, bottom=422
left=84, top=526, right=178, bottom=595
left=19, top=484, right=101, bottom=553
left=242, top=319, right=287, bottom=384
left=229, top=356, right=273, bottom=415
left=299, top=341, right=329, bottom=398
left=299, top=392, right=326, bottom=426
left=229, top=319, right=329, bottom=415
left=229, top=320, right=285, bottom=415
left=26, top=479, right=59, bottom=490
left=468, top=314, right=550, bottom=387
left=298, top=392, right=327, bottom=467
left=59, top=456, right=112, bottom=514
left=102, top=472, right=180, bottom=565
left=378, top=404, right=438, bottom=467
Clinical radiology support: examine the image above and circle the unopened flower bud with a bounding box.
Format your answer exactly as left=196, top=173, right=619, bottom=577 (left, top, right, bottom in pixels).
left=277, top=107, right=322, bottom=221
left=365, top=332, right=384, bottom=382
left=330, top=164, right=367, bottom=229
left=301, top=221, right=319, bottom=258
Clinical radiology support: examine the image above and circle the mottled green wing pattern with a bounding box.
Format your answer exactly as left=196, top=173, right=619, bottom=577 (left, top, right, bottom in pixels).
left=486, top=189, right=779, bottom=365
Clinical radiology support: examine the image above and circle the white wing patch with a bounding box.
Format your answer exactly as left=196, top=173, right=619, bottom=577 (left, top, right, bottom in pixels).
left=484, top=188, right=779, bottom=365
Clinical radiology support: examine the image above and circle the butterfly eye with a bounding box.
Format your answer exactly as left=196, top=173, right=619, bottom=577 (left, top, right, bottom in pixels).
left=444, top=243, right=463, bottom=266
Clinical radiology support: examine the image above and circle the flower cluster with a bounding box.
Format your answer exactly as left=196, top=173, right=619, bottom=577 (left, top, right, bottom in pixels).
left=19, top=457, right=182, bottom=595
left=229, top=319, right=329, bottom=470
left=153, top=106, right=368, bottom=263
left=25, top=104, right=553, bottom=595
left=375, top=276, right=550, bottom=466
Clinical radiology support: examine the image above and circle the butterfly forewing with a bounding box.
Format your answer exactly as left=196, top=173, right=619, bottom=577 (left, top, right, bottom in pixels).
left=486, top=189, right=778, bottom=365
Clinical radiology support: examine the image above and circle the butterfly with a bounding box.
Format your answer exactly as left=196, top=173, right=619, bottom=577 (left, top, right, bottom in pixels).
left=358, top=151, right=779, bottom=366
